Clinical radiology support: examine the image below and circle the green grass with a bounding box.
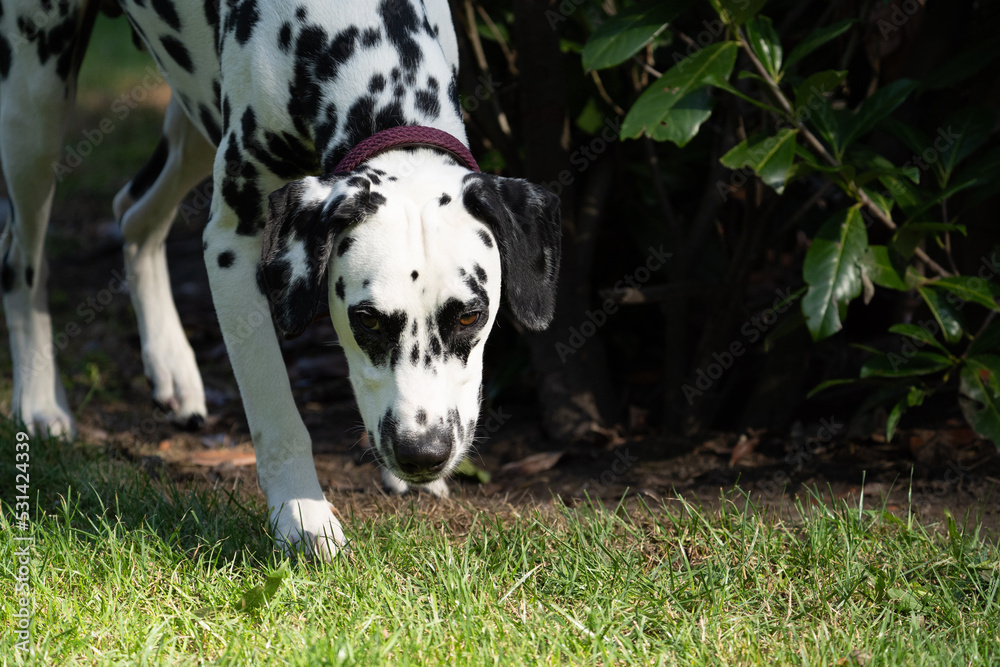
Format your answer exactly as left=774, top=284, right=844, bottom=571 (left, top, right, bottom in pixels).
left=2, top=417, right=998, bottom=665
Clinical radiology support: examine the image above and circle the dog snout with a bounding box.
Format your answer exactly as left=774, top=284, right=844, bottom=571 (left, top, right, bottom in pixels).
left=394, top=434, right=452, bottom=476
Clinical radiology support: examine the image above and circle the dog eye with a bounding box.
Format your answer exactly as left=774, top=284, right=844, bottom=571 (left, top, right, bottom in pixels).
left=458, top=312, right=480, bottom=327
left=359, top=313, right=381, bottom=331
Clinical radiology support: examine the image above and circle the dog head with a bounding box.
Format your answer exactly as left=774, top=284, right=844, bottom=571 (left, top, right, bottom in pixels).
left=261, top=149, right=560, bottom=483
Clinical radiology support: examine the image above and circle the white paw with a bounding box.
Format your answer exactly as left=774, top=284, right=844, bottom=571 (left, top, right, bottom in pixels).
left=13, top=387, right=76, bottom=439
left=143, top=344, right=207, bottom=430
left=270, top=497, right=347, bottom=561
left=381, top=469, right=450, bottom=498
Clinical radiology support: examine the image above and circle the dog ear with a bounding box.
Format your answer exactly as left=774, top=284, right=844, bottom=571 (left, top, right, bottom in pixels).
left=461, top=173, right=562, bottom=330
left=261, top=176, right=383, bottom=338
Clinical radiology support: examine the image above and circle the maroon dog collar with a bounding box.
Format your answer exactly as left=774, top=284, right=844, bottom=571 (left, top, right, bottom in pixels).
left=332, top=126, right=480, bottom=174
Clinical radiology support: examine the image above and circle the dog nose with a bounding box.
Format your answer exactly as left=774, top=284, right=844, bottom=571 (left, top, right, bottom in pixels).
left=395, top=437, right=451, bottom=475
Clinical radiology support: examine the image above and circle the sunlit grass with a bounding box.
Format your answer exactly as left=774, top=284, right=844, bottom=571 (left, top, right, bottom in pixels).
left=2, top=417, right=998, bottom=665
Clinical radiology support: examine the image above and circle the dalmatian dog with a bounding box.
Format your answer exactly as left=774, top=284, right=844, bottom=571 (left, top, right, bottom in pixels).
left=0, top=0, right=560, bottom=558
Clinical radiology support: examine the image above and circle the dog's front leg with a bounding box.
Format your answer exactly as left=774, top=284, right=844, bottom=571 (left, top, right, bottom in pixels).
left=203, top=162, right=345, bottom=559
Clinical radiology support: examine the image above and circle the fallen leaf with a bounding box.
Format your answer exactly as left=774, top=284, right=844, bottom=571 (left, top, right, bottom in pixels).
left=186, top=450, right=256, bottom=467
left=729, top=431, right=762, bottom=467
left=499, top=451, right=564, bottom=476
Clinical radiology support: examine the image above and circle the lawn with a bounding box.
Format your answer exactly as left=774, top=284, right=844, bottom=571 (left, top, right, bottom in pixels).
left=2, top=418, right=998, bottom=665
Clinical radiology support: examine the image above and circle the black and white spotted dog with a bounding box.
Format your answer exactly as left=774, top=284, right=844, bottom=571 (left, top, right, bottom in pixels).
left=0, top=0, right=560, bottom=557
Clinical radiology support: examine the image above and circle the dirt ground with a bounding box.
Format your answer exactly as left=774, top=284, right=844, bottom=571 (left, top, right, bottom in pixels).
left=2, top=154, right=999, bottom=542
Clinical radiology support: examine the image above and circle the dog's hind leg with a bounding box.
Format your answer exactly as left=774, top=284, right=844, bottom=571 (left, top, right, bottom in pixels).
left=0, top=0, right=96, bottom=437
left=112, top=97, right=213, bottom=428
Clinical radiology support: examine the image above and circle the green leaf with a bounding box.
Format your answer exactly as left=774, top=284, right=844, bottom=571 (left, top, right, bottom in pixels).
left=575, top=98, right=605, bottom=134
left=839, top=79, right=918, bottom=154
left=582, top=1, right=695, bottom=72
left=888, top=323, right=950, bottom=356
left=793, top=69, right=846, bottom=119
left=745, top=16, right=782, bottom=79
left=928, top=277, right=1000, bottom=313
left=454, top=457, right=492, bottom=484
left=806, top=377, right=857, bottom=399
left=860, top=351, right=952, bottom=379
left=917, top=285, right=965, bottom=344
left=881, top=117, right=931, bottom=156
left=886, top=385, right=926, bottom=441
left=654, top=87, right=716, bottom=147
left=877, top=172, right=925, bottom=217
left=719, top=128, right=798, bottom=193
left=710, top=0, right=769, bottom=25
left=937, top=108, right=997, bottom=185
left=235, top=561, right=290, bottom=613
left=891, top=222, right=966, bottom=259
left=968, top=319, right=1000, bottom=357
left=785, top=18, right=856, bottom=67
left=860, top=245, right=907, bottom=291
left=802, top=206, right=868, bottom=341
left=863, top=189, right=894, bottom=217
left=621, top=41, right=738, bottom=143
left=959, top=360, right=1000, bottom=445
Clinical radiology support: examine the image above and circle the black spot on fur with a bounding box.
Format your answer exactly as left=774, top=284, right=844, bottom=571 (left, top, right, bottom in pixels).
left=369, top=73, right=386, bottom=93
left=447, top=71, right=462, bottom=118
left=415, top=89, right=440, bottom=118
left=203, top=0, right=220, bottom=50
left=474, top=264, right=487, bottom=283
left=476, top=228, right=494, bottom=248
left=241, top=107, right=316, bottom=179
left=439, top=193, right=451, bottom=206
left=220, top=136, right=264, bottom=236
left=278, top=22, right=292, bottom=51
left=378, top=0, right=423, bottom=72
left=217, top=251, right=235, bottom=268
left=335, top=276, right=345, bottom=300
left=160, top=35, right=194, bottom=72
left=1, top=255, right=15, bottom=292
left=337, top=237, right=355, bottom=257
left=128, top=135, right=169, bottom=201
left=0, top=36, right=12, bottom=80
left=410, top=343, right=419, bottom=365
left=411, top=270, right=419, bottom=281
left=361, top=27, right=381, bottom=47
left=350, top=305, right=406, bottom=367
left=152, top=0, right=181, bottom=31
left=199, top=104, right=222, bottom=145
left=224, top=0, right=260, bottom=45
left=411, top=321, right=418, bottom=335
left=415, top=409, right=427, bottom=425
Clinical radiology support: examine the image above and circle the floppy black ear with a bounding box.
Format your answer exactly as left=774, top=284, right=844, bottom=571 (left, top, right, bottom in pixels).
left=461, top=173, right=562, bottom=330
left=261, top=176, right=383, bottom=338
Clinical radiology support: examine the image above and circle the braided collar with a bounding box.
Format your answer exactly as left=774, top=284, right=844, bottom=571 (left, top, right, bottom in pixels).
left=332, top=126, right=480, bottom=174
